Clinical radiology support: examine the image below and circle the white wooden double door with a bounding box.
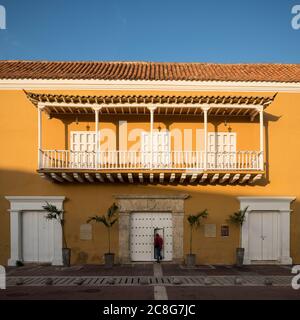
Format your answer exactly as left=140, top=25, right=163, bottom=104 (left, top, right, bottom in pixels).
left=207, top=132, right=236, bottom=168
left=141, top=132, right=170, bottom=167
left=71, top=131, right=97, bottom=167
left=22, top=211, right=54, bottom=263
left=248, top=212, right=279, bottom=261
left=130, top=212, right=173, bottom=262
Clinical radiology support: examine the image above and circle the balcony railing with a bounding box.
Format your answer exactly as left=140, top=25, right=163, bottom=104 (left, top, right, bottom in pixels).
left=40, top=150, right=262, bottom=171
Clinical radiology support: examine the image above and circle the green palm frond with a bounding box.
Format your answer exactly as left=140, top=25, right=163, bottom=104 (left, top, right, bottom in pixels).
left=187, top=209, right=208, bottom=228
left=87, top=203, right=119, bottom=254
left=87, top=215, right=110, bottom=227
left=87, top=203, right=119, bottom=228
left=228, top=206, right=248, bottom=226
left=42, top=202, right=63, bottom=221
left=42, top=202, right=67, bottom=248
left=187, top=209, right=208, bottom=255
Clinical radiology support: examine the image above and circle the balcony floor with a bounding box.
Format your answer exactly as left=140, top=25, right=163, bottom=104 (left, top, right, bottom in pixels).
left=38, top=169, right=264, bottom=185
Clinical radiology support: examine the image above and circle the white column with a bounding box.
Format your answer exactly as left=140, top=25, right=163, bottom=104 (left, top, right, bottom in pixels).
left=93, top=107, right=101, bottom=168
left=259, top=107, right=264, bottom=170
left=37, top=104, right=44, bottom=169
left=148, top=106, right=156, bottom=169
left=280, top=210, right=293, bottom=264
left=8, top=210, right=22, bottom=266
left=202, top=107, right=210, bottom=170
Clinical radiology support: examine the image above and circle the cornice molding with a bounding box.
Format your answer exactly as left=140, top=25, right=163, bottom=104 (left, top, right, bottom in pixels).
left=0, top=79, right=300, bottom=92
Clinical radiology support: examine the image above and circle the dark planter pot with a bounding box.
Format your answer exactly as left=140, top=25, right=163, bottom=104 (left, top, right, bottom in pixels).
left=186, top=254, right=196, bottom=267
left=104, top=253, right=115, bottom=267
left=62, top=248, right=71, bottom=267
left=236, top=248, right=245, bottom=267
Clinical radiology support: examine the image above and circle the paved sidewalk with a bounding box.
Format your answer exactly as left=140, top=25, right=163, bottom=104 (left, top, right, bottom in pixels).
left=0, top=263, right=298, bottom=300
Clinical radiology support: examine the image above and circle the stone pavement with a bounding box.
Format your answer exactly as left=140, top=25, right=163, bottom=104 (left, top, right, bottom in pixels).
left=1, top=263, right=299, bottom=300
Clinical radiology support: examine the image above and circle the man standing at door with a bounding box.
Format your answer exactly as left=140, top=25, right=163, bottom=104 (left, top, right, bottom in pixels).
left=154, top=233, right=163, bottom=263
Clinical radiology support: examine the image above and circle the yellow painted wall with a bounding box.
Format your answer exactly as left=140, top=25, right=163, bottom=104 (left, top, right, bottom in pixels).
left=0, top=89, right=299, bottom=265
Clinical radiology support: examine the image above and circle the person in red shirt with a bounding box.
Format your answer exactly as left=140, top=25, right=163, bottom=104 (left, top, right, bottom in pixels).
left=154, top=233, right=163, bottom=263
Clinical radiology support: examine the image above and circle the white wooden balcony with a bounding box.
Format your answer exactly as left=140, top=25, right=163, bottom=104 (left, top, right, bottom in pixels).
left=41, top=150, right=262, bottom=171
left=27, top=92, right=273, bottom=185
left=38, top=150, right=264, bottom=184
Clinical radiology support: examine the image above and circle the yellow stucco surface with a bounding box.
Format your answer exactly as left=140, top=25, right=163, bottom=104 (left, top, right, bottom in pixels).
left=0, top=89, right=299, bottom=265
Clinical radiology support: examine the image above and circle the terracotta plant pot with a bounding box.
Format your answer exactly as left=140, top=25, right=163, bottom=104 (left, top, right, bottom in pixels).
left=62, top=248, right=71, bottom=267
left=186, top=254, right=196, bottom=267
left=104, top=253, right=115, bottom=267
left=236, top=248, right=245, bottom=267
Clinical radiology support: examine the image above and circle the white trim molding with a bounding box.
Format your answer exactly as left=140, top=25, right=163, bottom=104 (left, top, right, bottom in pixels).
left=237, top=196, right=296, bottom=265
left=5, top=196, right=65, bottom=266
left=0, top=79, right=300, bottom=92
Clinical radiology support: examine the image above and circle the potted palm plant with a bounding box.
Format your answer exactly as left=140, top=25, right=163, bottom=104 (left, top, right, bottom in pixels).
left=87, top=203, right=118, bottom=267
left=186, top=209, right=208, bottom=267
left=228, top=206, right=248, bottom=267
left=42, top=202, right=70, bottom=267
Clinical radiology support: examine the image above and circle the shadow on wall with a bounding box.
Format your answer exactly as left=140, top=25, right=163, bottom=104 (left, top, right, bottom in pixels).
left=0, top=168, right=299, bottom=265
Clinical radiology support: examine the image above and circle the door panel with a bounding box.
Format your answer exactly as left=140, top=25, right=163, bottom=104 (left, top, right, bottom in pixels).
left=130, top=212, right=173, bottom=262
left=248, top=211, right=279, bottom=262
left=22, top=211, right=54, bottom=263
left=38, top=213, right=54, bottom=262
left=249, top=213, right=262, bottom=260
left=262, top=212, right=279, bottom=260
left=22, top=212, right=39, bottom=262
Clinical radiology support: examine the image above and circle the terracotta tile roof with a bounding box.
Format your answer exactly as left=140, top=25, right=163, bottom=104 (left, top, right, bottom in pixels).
left=0, top=60, right=300, bottom=82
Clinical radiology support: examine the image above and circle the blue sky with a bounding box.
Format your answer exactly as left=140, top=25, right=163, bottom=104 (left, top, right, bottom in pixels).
left=0, top=0, right=299, bottom=62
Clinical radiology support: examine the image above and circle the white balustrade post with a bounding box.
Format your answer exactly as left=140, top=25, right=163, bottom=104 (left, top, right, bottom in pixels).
left=202, top=106, right=210, bottom=170
left=37, top=103, right=45, bottom=169
left=258, top=107, right=264, bottom=170
left=93, top=106, right=102, bottom=169
left=147, top=106, right=157, bottom=169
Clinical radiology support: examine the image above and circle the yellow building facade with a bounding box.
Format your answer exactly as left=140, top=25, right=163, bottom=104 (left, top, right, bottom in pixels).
left=0, top=61, right=299, bottom=266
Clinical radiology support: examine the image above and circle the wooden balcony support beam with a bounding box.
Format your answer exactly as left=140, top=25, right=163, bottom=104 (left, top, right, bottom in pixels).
left=138, top=173, right=144, bottom=183
left=169, top=173, right=176, bottom=183
left=106, top=173, right=114, bottom=183
left=95, top=173, right=104, bottom=182
left=149, top=173, right=154, bottom=183
left=210, top=173, right=219, bottom=184
left=199, top=173, right=208, bottom=183
left=159, top=173, right=164, bottom=184
left=62, top=173, right=74, bottom=182
left=117, top=173, right=124, bottom=183
left=179, top=173, right=186, bottom=184
left=230, top=173, right=240, bottom=184
left=84, top=173, right=94, bottom=183
left=250, top=174, right=263, bottom=184
left=50, top=173, right=64, bottom=183
left=128, top=173, right=134, bottom=183
left=220, top=173, right=230, bottom=184
left=73, top=173, right=84, bottom=183
left=239, top=174, right=251, bottom=184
